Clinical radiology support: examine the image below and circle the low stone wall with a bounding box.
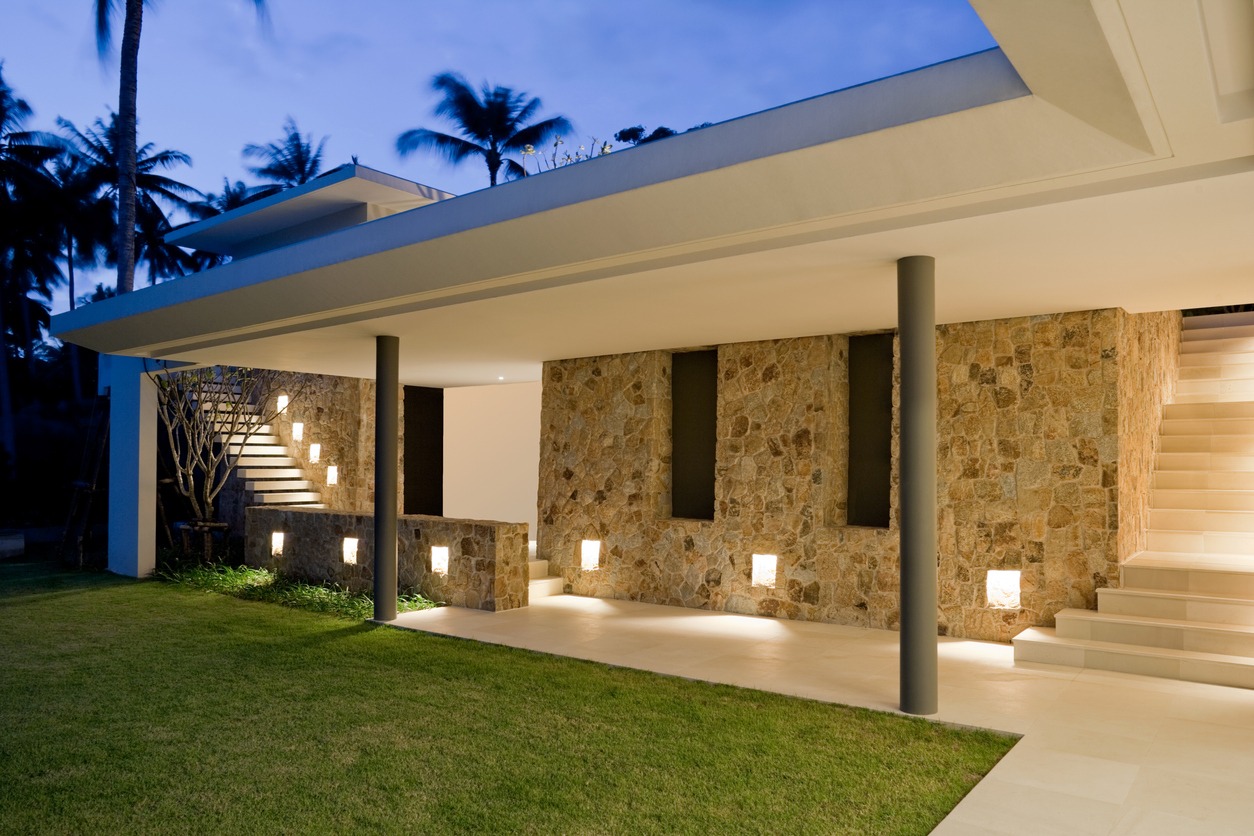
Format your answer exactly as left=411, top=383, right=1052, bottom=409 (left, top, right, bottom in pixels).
left=245, top=506, right=528, bottom=611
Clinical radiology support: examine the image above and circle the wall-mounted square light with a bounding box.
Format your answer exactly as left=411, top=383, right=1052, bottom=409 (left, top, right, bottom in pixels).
left=270, top=531, right=284, bottom=557
left=431, top=546, right=450, bottom=575
left=986, top=570, right=1021, bottom=609
left=308, top=443, right=321, bottom=464
left=580, top=539, right=601, bottom=571
left=342, top=537, right=358, bottom=565
left=751, top=553, right=778, bottom=588
left=291, top=421, right=304, bottom=442
left=326, top=465, right=338, bottom=486
left=276, top=394, right=289, bottom=413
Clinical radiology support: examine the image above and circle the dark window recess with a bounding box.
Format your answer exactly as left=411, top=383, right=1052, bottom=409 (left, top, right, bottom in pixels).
left=671, top=350, right=718, bottom=520
left=403, top=386, right=443, bottom=516
left=847, top=334, right=893, bottom=528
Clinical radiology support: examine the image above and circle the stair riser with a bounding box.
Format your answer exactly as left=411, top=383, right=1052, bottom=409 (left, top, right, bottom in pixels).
left=247, top=481, right=314, bottom=492
left=219, top=432, right=276, bottom=444
left=1146, top=530, right=1254, bottom=553
left=1165, top=402, right=1254, bottom=420
left=1153, top=471, right=1254, bottom=490
left=1180, top=336, right=1254, bottom=354
left=1179, top=352, right=1254, bottom=368
left=526, top=559, right=550, bottom=582
left=1159, top=436, right=1254, bottom=454
left=236, top=468, right=304, bottom=480
left=1098, top=589, right=1254, bottom=626
left=1161, top=418, right=1254, bottom=435
left=1156, top=453, right=1254, bottom=472
left=1182, top=312, right=1254, bottom=331
left=226, top=445, right=289, bottom=457
left=1149, top=508, right=1254, bottom=532
left=1014, top=637, right=1254, bottom=688
left=1181, top=322, right=1254, bottom=341
left=1173, top=393, right=1254, bottom=404
left=529, top=577, right=565, bottom=599
left=253, top=493, right=322, bottom=504
left=1057, top=617, right=1254, bottom=657
left=1123, top=564, right=1254, bottom=597
left=1178, top=364, right=1254, bottom=380
left=1150, top=489, right=1254, bottom=511
left=234, top=457, right=299, bottom=468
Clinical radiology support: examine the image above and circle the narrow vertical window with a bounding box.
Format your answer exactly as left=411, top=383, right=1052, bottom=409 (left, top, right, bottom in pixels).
left=847, top=334, right=893, bottom=527
left=671, top=350, right=717, bottom=520
left=403, top=386, right=444, bottom=515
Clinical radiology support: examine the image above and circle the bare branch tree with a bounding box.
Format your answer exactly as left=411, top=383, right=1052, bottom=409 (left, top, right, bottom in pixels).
left=146, top=365, right=302, bottom=525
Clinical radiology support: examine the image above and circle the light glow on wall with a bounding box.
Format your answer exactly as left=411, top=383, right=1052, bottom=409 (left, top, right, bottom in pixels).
left=270, top=531, right=284, bottom=557
left=987, top=570, right=1021, bottom=609
left=292, top=422, right=304, bottom=442
left=276, top=394, right=289, bottom=413
left=342, top=537, right=358, bottom=565
left=751, top=553, right=778, bottom=588
left=431, top=545, right=450, bottom=575
left=309, top=443, right=321, bottom=464
left=580, top=539, right=601, bottom=571
left=326, top=465, right=338, bottom=486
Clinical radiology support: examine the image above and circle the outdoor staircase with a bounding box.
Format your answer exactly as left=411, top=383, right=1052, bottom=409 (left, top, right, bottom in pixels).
left=201, top=396, right=323, bottom=510
left=1014, top=311, right=1254, bottom=689
left=527, top=557, right=564, bottom=600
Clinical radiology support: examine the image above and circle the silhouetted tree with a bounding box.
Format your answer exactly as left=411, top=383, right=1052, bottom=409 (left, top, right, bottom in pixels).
left=396, top=72, right=572, bottom=186
left=243, top=117, right=327, bottom=197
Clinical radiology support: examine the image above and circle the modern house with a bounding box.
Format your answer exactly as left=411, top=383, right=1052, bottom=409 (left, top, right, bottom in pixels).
left=52, top=1, right=1254, bottom=713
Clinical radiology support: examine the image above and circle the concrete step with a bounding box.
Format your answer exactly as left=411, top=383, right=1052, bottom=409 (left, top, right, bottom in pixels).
left=529, top=576, right=565, bottom=599
left=1182, top=311, right=1254, bottom=330
left=1161, top=416, right=1254, bottom=435
left=236, top=467, right=304, bottom=480
left=1178, top=363, right=1254, bottom=381
left=1159, top=435, right=1254, bottom=454
left=1179, top=351, right=1254, bottom=368
left=1180, top=321, right=1254, bottom=341
left=1155, top=452, right=1254, bottom=472
left=218, top=430, right=276, bottom=444
left=527, top=558, right=549, bottom=581
left=227, top=444, right=289, bottom=457
left=1180, top=336, right=1254, bottom=355
left=1164, top=401, right=1254, bottom=420
left=1012, top=627, right=1254, bottom=689
left=1122, top=553, right=1254, bottom=597
left=1152, top=470, right=1254, bottom=491
left=1146, top=529, right=1254, bottom=554
left=1098, top=587, right=1254, bottom=626
left=1150, top=488, right=1254, bottom=511
left=234, top=456, right=299, bottom=468
left=251, top=492, right=322, bottom=504
left=1149, top=507, right=1254, bottom=532
left=1055, top=608, right=1254, bottom=657
left=247, top=479, right=315, bottom=492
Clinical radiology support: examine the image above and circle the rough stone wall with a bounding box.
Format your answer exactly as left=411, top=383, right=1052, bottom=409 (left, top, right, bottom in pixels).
left=246, top=506, right=528, bottom=611
left=538, top=308, right=1180, bottom=642
left=1115, top=309, right=1181, bottom=567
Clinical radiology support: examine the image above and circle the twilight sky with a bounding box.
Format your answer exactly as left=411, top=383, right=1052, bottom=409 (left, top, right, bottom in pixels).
left=3, top=0, right=995, bottom=306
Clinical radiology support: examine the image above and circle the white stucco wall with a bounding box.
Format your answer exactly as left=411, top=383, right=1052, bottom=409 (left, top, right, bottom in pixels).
left=443, top=381, right=542, bottom=539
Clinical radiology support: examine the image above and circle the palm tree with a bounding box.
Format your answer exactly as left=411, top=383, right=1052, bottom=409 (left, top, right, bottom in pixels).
left=396, top=73, right=572, bottom=187
left=243, top=117, right=327, bottom=197
left=58, top=113, right=203, bottom=285
left=0, top=64, right=60, bottom=475
left=92, top=0, right=268, bottom=294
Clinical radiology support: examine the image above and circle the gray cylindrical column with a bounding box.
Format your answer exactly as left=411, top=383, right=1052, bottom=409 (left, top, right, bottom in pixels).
left=897, top=256, right=938, bottom=715
left=374, top=335, right=400, bottom=622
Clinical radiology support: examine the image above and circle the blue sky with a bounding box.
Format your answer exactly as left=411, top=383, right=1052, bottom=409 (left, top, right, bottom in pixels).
left=4, top=0, right=994, bottom=306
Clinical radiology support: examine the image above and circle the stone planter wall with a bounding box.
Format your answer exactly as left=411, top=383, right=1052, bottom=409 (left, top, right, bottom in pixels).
left=538, top=308, right=1180, bottom=642
left=245, top=506, right=528, bottom=611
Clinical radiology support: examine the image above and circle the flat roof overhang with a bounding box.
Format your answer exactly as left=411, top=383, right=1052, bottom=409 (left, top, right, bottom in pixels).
left=52, top=1, right=1254, bottom=387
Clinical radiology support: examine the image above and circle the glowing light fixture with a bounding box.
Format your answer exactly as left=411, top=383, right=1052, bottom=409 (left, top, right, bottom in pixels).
left=326, top=465, right=338, bottom=486
left=270, top=531, right=284, bottom=557
left=528, top=539, right=537, bottom=559
left=342, top=537, right=358, bottom=565
left=580, top=539, right=601, bottom=571
left=986, top=570, right=1021, bottom=609
left=431, top=546, right=450, bottom=575
left=498, top=376, right=505, bottom=381
left=751, top=553, right=778, bottom=588
left=276, top=394, right=289, bottom=413
left=308, top=443, right=321, bottom=464
left=291, top=422, right=304, bottom=442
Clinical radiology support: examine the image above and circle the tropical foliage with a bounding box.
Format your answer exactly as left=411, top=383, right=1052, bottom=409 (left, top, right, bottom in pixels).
left=244, top=117, right=328, bottom=197
left=397, top=72, right=572, bottom=186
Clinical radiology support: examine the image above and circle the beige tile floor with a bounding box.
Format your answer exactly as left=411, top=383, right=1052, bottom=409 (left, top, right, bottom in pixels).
left=389, top=595, right=1254, bottom=835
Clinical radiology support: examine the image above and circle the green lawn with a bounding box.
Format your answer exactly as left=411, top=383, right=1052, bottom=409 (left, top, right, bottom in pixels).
left=0, top=561, right=1014, bottom=834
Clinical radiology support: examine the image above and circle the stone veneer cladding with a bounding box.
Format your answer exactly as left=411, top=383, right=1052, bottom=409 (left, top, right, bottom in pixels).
left=538, top=309, right=1180, bottom=642
left=246, top=506, right=528, bottom=611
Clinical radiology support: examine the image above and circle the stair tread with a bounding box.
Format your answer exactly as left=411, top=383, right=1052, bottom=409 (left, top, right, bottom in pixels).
left=1057, top=607, right=1254, bottom=635
left=1126, top=551, right=1254, bottom=572
left=1102, top=586, right=1254, bottom=605
left=1014, top=626, right=1254, bottom=667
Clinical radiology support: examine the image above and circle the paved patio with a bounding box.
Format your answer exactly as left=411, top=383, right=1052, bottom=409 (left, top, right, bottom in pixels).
left=390, top=594, right=1254, bottom=834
